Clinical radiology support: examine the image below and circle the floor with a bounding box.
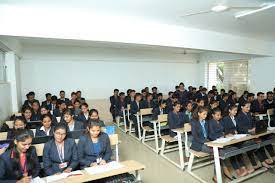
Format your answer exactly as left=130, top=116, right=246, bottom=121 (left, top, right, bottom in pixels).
left=116, top=128, right=275, bottom=183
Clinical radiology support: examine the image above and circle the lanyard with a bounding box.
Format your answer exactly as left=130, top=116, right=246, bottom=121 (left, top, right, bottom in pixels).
left=56, top=144, right=64, bottom=163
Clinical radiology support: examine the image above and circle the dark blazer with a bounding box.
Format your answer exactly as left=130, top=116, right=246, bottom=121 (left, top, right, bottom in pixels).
left=22, top=99, right=40, bottom=109
left=219, top=99, right=231, bottom=113
left=263, top=99, right=275, bottom=110
left=58, top=98, right=70, bottom=105
left=221, top=116, right=237, bottom=135
left=7, top=129, right=34, bottom=140
left=168, top=111, right=187, bottom=137
left=251, top=100, right=265, bottom=114
left=110, top=96, right=119, bottom=112
left=115, top=99, right=127, bottom=117
left=0, top=147, right=40, bottom=182
left=66, top=121, right=85, bottom=132
left=31, top=112, right=41, bottom=121
left=166, top=98, right=174, bottom=113
left=77, top=132, right=112, bottom=169
left=75, top=113, right=89, bottom=123
left=236, top=112, right=254, bottom=134
left=41, top=101, right=52, bottom=109
left=152, top=107, right=167, bottom=120
left=53, top=108, right=63, bottom=117
left=190, top=119, right=209, bottom=151
left=43, top=138, right=79, bottom=175
left=196, top=92, right=208, bottom=105
left=208, top=119, right=224, bottom=141
left=176, top=90, right=189, bottom=105
left=35, top=126, right=54, bottom=137
left=140, top=100, right=155, bottom=109
left=130, top=101, right=140, bottom=115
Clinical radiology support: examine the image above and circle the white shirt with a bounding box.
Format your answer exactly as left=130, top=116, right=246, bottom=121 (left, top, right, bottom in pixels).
left=68, top=122, right=75, bottom=131
left=40, top=126, right=51, bottom=136
left=230, top=116, right=237, bottom=127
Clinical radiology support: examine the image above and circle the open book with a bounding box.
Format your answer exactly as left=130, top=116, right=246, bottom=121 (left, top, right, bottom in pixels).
left=46, top=170, right=84, bottom=182
left=85, top=161, right=125, bottom=175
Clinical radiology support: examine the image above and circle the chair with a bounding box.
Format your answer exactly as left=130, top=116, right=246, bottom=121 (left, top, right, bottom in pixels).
left=33, top=143, right=45, bottom=157
left=0, top=132, right=8, bottom=140
left=140, top=108, right=154, bottom=143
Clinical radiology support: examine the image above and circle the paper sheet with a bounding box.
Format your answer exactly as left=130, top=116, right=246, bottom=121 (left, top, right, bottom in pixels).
left=213, top=137, right=234, bottom=143
left=85, top=161, right=125, bottom=175
left=233, top=134, right=248, bottom=139
left=31, top=177, right=46, bottom=183
left=46, top=170, right=84, bottom=182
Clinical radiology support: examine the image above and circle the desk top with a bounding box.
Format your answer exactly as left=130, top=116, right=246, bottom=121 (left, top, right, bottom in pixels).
left=42, top=160, right=145, bottom=183
left=205, top=129, right=275, bottom=148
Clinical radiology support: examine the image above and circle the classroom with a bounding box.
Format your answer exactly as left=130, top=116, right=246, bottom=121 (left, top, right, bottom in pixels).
left=0, top=0, right=275, bottom=183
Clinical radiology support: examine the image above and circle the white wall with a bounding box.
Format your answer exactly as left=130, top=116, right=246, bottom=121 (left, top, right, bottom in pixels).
left=20, top=44, right=200, bottom=102
left=0, top=83, right=12, bottom=122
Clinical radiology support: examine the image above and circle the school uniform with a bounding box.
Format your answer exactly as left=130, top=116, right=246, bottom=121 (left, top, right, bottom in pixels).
left=152, top=106, right=167, bottom=120
left=190, top=119, right=211, bottom=153
left=114, top=99, right=127, bottom=117
left=43, top=138, right=79, bottom=175
left=7, top=129, right=34, bottom=140
left=0, top=147, right=40, bottom=182
left=31, top=111, right=41, bottom=121
left=183, top=110, right=192, bottom=122
left=219, top=99, right=230, bottom=113
left=58, top=98, right=70, bottom=105
left=251, top=99, right=265, bottom=114
left=35, top=126, right=54, bottom=137
left=196, top=92, right=208, bottom=105
left=221, top=116, right=237, bottom=135
left=166, top=98, right=174, bottom=113
left=125, top=96, right=134, bottom=105
left=41, top=100, right=52, bottom=109
left=53, top=108, right=63, bottom=118
left=66, top=121, right=85, bottom=132
left=0, top=123, right=9, bottom=132
left=130, top=101, right=141, bottom=137
left=88, top=119, right=105, bottom=127
left=75, top=113, right=90, bottom=127
left=77, top=132, right=112, bottom=169
left=140, top=100, right=155, bottom=109
left=22, top=99, right=40, bottom=109
left=77, top=97, right=86, bottom=103
left=175, top=90, right=189, bottom=105
left=49, top=103, right=57, bottom=111
left=263, top=99, right=275, bottom=110
left=72, top=108, right=82, bottom=117
left=110, top=96, right=119, bottom=121
left=168, top=111, right=187, bottom=137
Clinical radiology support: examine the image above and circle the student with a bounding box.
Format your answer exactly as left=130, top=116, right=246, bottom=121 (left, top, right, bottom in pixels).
left=237, top=102, right=274, bottom=169
left=130, top=93, right=142, bottom=137
left=140, top=93, right=154, bottom=109
left=0, top=123, right=9, bottom=132
left=53, top=100, right=67, bottom=118
left=166, top=93, right=179, bottom=112
left=115, top=92, right=127, bottom=124
left=63, top=109, right=84, bottom=132
left=221, top=105, right=249, bottom=177
left=175, top=82, right=189, bottom=105
left=207, top=100, right=219, bottom=120
left=190, top=87, right=197, bottom=102
left=22, top=106, right=33, bottom=122
left=228, top=91, right=237, bottom=106
left=196, top=87, right=208, bottom=106
left=35, top=114, right=54, bottom=137
left=219, top=93, right=230, bottom=114
left=192, top=98, right=205, bottom=111
left=250, top=92, right=265, bottom=114
left=168, top=102, right=188, bottom=138
left=77, top=122, right=112, bottom=169
left=264, top=91, right=275, bottom=110
left=22, top=91, right=40, bottom=109
left=238, top=91, right=249, bottom=107
left=216, top=89, right=225, bottom=101
left=40, top=106, right=58, bottom=126
left=41, top=93, right=52, bottom=109
left=73, top=100, right=82, bottom=117
left=58, top=90, right=70, bottom=105
left=155, top=93, right=163, bottom=107
left=31, top=101, right=41, bottom=121
left=207, top=90, right=215, bottom=105
left=76, top=91, right=86, bottom=103
left=89, top=109, right=105, bottom=127
left=152, top=100, right=167, bottom=120
left=43, top=123, right=78, bottom=175
left=75, top=103, right=90, bottom=126
left=110, top=89, right=119, bottom=122
left=49, top=95, right=58, bottom=112
left=141, top=89, right=147, bottom=101
left=69, top=92, right=78, bottom=106
left=152, top=87, right=158, bottom=100
left=0, top=129, right=40, bottom=182
left=183, top=101, right=193, bottom=122
left=126, top=90, right=135, bottom=105
left=7, top=117, right=33, bottom=140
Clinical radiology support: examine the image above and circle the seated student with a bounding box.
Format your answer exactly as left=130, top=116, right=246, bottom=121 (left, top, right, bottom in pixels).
left=69, top=92, right=77, bottom=106
left=110, top=89, right=120, bottom=122
left=237, top=102, right=274, bottom=169
left=207, top=90, right=215, bottom=105
left=114, top=92, right=127, bottom=124
left=0, top=129, right=40, bottom=182
left=152, top=100, right=167, bottom=120
left=166, top=93, right=179, bottom=113
left=238, top=93, right=255, bottom=112
left=75, top=103, right=90, bottom=126
left=72, top=100, right=82, bottom=117
left=31, top=101, right=41, bottom=121
left=58, top=90, right=70, bottom=105
left=89, top=109, right=105, bottom=127
left=238, top=91, right=249, bottom=107
left=53, top=100, right=67, bottom=118
left=140, top=93, right=154, bottom=109
left=49, top=95, right=58, bottom=112
left=35, top=114, right=54, bottom=137
left=126, top=89, right=135, bottom=105
left=130, top=93, right=142, bottom=137
left=41, top=93, right=52, bottom=109
left=166, top=91, right=174, bottom=105
left=76, top=90, right=86, bottom=103
left=152, top=87, right=158, bottom=100
left=22, top=91, right=40, bottom=109
left=183, top=101, right=193, bottom=122
left=7, top=117, right=34, bottom=140
left=192, top=98, right=205, bottom=111
left=141, top=89, right=147, bottom=101
left=251, top=92, right=265, bottom=114
left=228, top=91, right=237, bottom=106
left=63, top=109, right=84, bottom=132
left=78, top=122, right=112, bottom=169
left=22, top=106, right=33, bottom=122
left=43, top=123, right=78, bottom=176
left=207, top=100, right=219, bottom=120
left=196, top=87, right=208, bottom=106
left=40, top=105, right=58, bottom=126
left=156, top=93, right=163, bottom=106
left=264, top=91, right=275, bottom=110
left=219, top=93, right=230, bottom=114
left=221, top=105, right=250, bottom=176
left=209, top=108, right=241, bottom=180
left=168, top=102, right=188, bottom=138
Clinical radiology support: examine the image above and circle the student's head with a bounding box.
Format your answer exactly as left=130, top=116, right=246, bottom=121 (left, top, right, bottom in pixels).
left=160, top=100, right=167, bottom=109
left=267, top=91, right=273, bottom=101
left=130, top=90, right=136, bottom=97
left=201, top=87, right=207, bottom=94
left=22, top=106, right=32, bottom=120
left=58, top=100, right=67, bottom=110
left=192, top=106, right=208, bottom=121
left=81, top=103, right=89, bottom=113
left=199, top=86, right=203, bottom=91
left=185, top=101, right=193, bottom=112
left=192, top=87, right=197, bottom=93
left=173, top=102, right=181, bottom=112
left=71, top=92, right=77, bottom=100
left=14, top=129, right=34, bottom=153
left=126, top=89, right=132, bottom=95
left=257, top=92, right=264, bottom=101
left=172, top=93, right=179, bottom=102
left=146, top=93, right=153, bottom=101
left=14, top=116, right=27, bottom=130
left=208, top=90, right=214, bottom=98
left=59, top=90, right=66, bottom=98
left=73, top=100, right=81, bottom=109
left=152, top=87, right=158, bottom=93
left=188, top=86, right=193, bottom=92
left=89, top=109, right=99, bottom=120
left=144, top=87, right=149, bottom=93
left=45, top=93, right=52, bottom=101
left=212, top=85, right=217, bottom=90
left=222, top=93, right=229, bottom=100
left=228, top=105, right=238, bottom=117
left=51, top=95, right=58, bottom=105
left=243, top=91, right=249, bottom=97
left=220, top=89, right=225, bottom=95
left=247, top=93, right=255, bottom=102
left=168, top=91, right=173, bottom=98
left=210, top=100, right=219, bottom=109
left=87, top=122, right=101, bottom=138
left=26, top=92, right=35, bottom=102
left=230, top=91, right=237, bottom=99
left=32, top=101, right=40, bottom=112
left=53, top=123, right=67, bottom=143
left=114, top=89, right=119, bottom=96
left=76, top=90, right=82, bottom=98
left=119, top=92, right=125, bottom=99
left=213, top=89, right=218, bottom=96
left=141, top=89, right=147, bottom=97
left=157, top=93, right=163, bottom=100
left=179, top=82, right=185, bottom=90
left=40, top=106, right=49, bottom=115
left=175, top=85, right=179, bottom=91
left=135, top=93, right=142, bottom=101
left=241, top=101, right=251, bottom=113
left=212, top=108, right=222, bottom=121
left=41, top=114, right=52, bottom=129
left=63, top=109, right=74, bottom=123
left=196, top=99, right=205, bottom=107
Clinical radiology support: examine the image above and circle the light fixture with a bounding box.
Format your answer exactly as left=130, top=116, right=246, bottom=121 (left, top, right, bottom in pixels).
left=211, top=5, right=229, bottom=12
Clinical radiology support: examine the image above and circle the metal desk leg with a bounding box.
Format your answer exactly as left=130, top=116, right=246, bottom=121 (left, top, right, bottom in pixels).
left=135, top=170, right=141, bottom=181
left=177, top=132, right=184, bottom=169
left=213, top=146, right=223, bottom=183
left=153, top=122, right=159, bottom=153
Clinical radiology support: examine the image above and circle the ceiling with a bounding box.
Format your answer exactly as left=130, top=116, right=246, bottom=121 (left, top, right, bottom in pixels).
left=0, top=0, right=275, bottom=41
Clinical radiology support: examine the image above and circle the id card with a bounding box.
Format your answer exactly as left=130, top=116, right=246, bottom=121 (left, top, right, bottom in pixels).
left=59, top=162, right=68, bottom=169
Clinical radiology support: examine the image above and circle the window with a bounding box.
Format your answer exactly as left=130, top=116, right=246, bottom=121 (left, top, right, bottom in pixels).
left=208, top=60, right=248, bottom=96
left=0, top=50, right=6, bottom=82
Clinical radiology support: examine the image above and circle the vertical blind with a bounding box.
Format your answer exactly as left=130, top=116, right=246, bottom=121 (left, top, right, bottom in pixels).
left=208, top=60, right=248, bottom=96
left=0, top=50, right=6, bottom=82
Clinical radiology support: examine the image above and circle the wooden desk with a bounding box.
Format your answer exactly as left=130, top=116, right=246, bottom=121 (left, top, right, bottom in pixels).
left=206, top=129, right=275, bottom=183
left=43, top=160, right=145, bottom=183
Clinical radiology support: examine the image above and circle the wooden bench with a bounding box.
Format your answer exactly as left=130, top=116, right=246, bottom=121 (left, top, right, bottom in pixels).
left=140, top=108, right=155, bottom=143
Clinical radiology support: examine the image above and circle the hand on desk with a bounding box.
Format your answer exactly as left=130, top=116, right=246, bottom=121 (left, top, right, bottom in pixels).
left=225, top=134, right=234, bottom=138
left=63, top=168, right=72, bottom=173
left=16, top=175, right=32, bottom=183
left=99, top=160, right=106, bottom=165
left=90, top=162, right=98, bottom=167
left=248, top=128, right=255, bottom=135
